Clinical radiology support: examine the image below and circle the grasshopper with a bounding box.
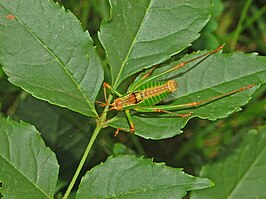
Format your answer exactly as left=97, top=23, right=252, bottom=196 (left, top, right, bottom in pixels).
left=100, top=45, right=254, bottom=136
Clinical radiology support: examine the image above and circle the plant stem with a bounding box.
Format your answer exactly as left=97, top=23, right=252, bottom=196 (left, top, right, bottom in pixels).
left=62, top=96, right=113, bottom=199
left=243, top=5, right=266, bottom=30
left=230, top=0, right=252, bottom=51
left=62, top=123, right=101, bottom=199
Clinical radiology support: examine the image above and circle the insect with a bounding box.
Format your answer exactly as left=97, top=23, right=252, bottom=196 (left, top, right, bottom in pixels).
left=100, top=45, right=254, bottom=136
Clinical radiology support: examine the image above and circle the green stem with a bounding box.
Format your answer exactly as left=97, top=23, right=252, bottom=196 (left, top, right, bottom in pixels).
left=62, top=123, right=101, bottom=199
left=230, top=0, right=252, bottom=51
left=62, top=96, right=113, bottom=199
left=243, top=5, right=266, bottom=30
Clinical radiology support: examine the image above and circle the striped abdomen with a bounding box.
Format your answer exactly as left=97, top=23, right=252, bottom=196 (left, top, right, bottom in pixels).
left=136, top=80, right=178, bottom=107
left=112, top=80, right=177, bottom=110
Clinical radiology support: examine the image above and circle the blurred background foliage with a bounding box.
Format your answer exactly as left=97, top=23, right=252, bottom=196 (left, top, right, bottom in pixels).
left=0, top=0, right=265, bottom=196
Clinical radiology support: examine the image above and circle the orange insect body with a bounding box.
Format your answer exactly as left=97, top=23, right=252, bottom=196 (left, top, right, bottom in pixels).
left=111, top=80, right=178, bottom=110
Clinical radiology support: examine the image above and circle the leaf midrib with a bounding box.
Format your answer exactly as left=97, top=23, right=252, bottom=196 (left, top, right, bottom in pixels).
left=1, top=3, right=96, bottom=115
left=98, top=180, right=204, bottom=199
left=113, top=0, right=153, bottom=88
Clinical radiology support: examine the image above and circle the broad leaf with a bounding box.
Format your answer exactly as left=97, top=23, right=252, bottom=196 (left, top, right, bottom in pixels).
left=14, top=96, right=94, bottom=180
left=0, top=116, right=59, bottom=199
left=109, top=51, right=266, bottom=139
left=76, top=155, right=213, bottom=199
left=0, top=0, right=104, bottom=117
left=190, top=125, right=266, bottom=199
left=99, top=0, right=211, bottom=88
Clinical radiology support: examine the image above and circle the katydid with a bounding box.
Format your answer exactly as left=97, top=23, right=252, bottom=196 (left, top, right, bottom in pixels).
left=100, top=45, right=254, bottom=136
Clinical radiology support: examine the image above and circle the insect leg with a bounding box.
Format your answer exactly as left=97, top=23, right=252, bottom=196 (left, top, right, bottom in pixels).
left=135, top=107, right=192, bottom=117
left=125, top=109, right=135, bottom=132
left=128, top=66, right=157, bottom=91
left=154, top=109, right=192, bottom=117
left=102, top=82, right=123, bottom=104
left=113, top=110, right=135, bottom=136
left=155, top=45, right=225, bottom=79
left=140, top=65, right=157, bottom=80
left=114, top=127, right=131, bottom=137
left=135, top=84, right=255, bottom=112
left=133, top=45, right=225, bottom=89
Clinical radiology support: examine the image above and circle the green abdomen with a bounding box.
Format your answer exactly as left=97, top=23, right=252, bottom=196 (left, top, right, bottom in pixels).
left=137, top=81, right=172, bottom=106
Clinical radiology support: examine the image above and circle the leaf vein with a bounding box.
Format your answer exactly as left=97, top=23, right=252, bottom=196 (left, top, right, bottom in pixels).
left=113, top=1, right=153, bottom=88
left=226, top=139, right=266, bottom=198
left=1, top=3, right=95, bottom=113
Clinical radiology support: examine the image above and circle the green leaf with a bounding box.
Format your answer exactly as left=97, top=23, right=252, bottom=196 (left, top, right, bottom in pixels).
left=76, top=155, right=213, bottom=199
left=14, top=96, right=94, bottom=179
left=99, top=0, right=211, bottom=88
left=190, top=125, right=266, bottom=199
left=109, top=51, right=266, bottom=139
left=0, top=0, right=104, bottom=117
left=0, top=64, right=3, bottom=78
left=112, top=143, right=136, bottom=156
left=193, top=0, right=224, bottom=50
left=0, top=116, right=59, bottom=199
